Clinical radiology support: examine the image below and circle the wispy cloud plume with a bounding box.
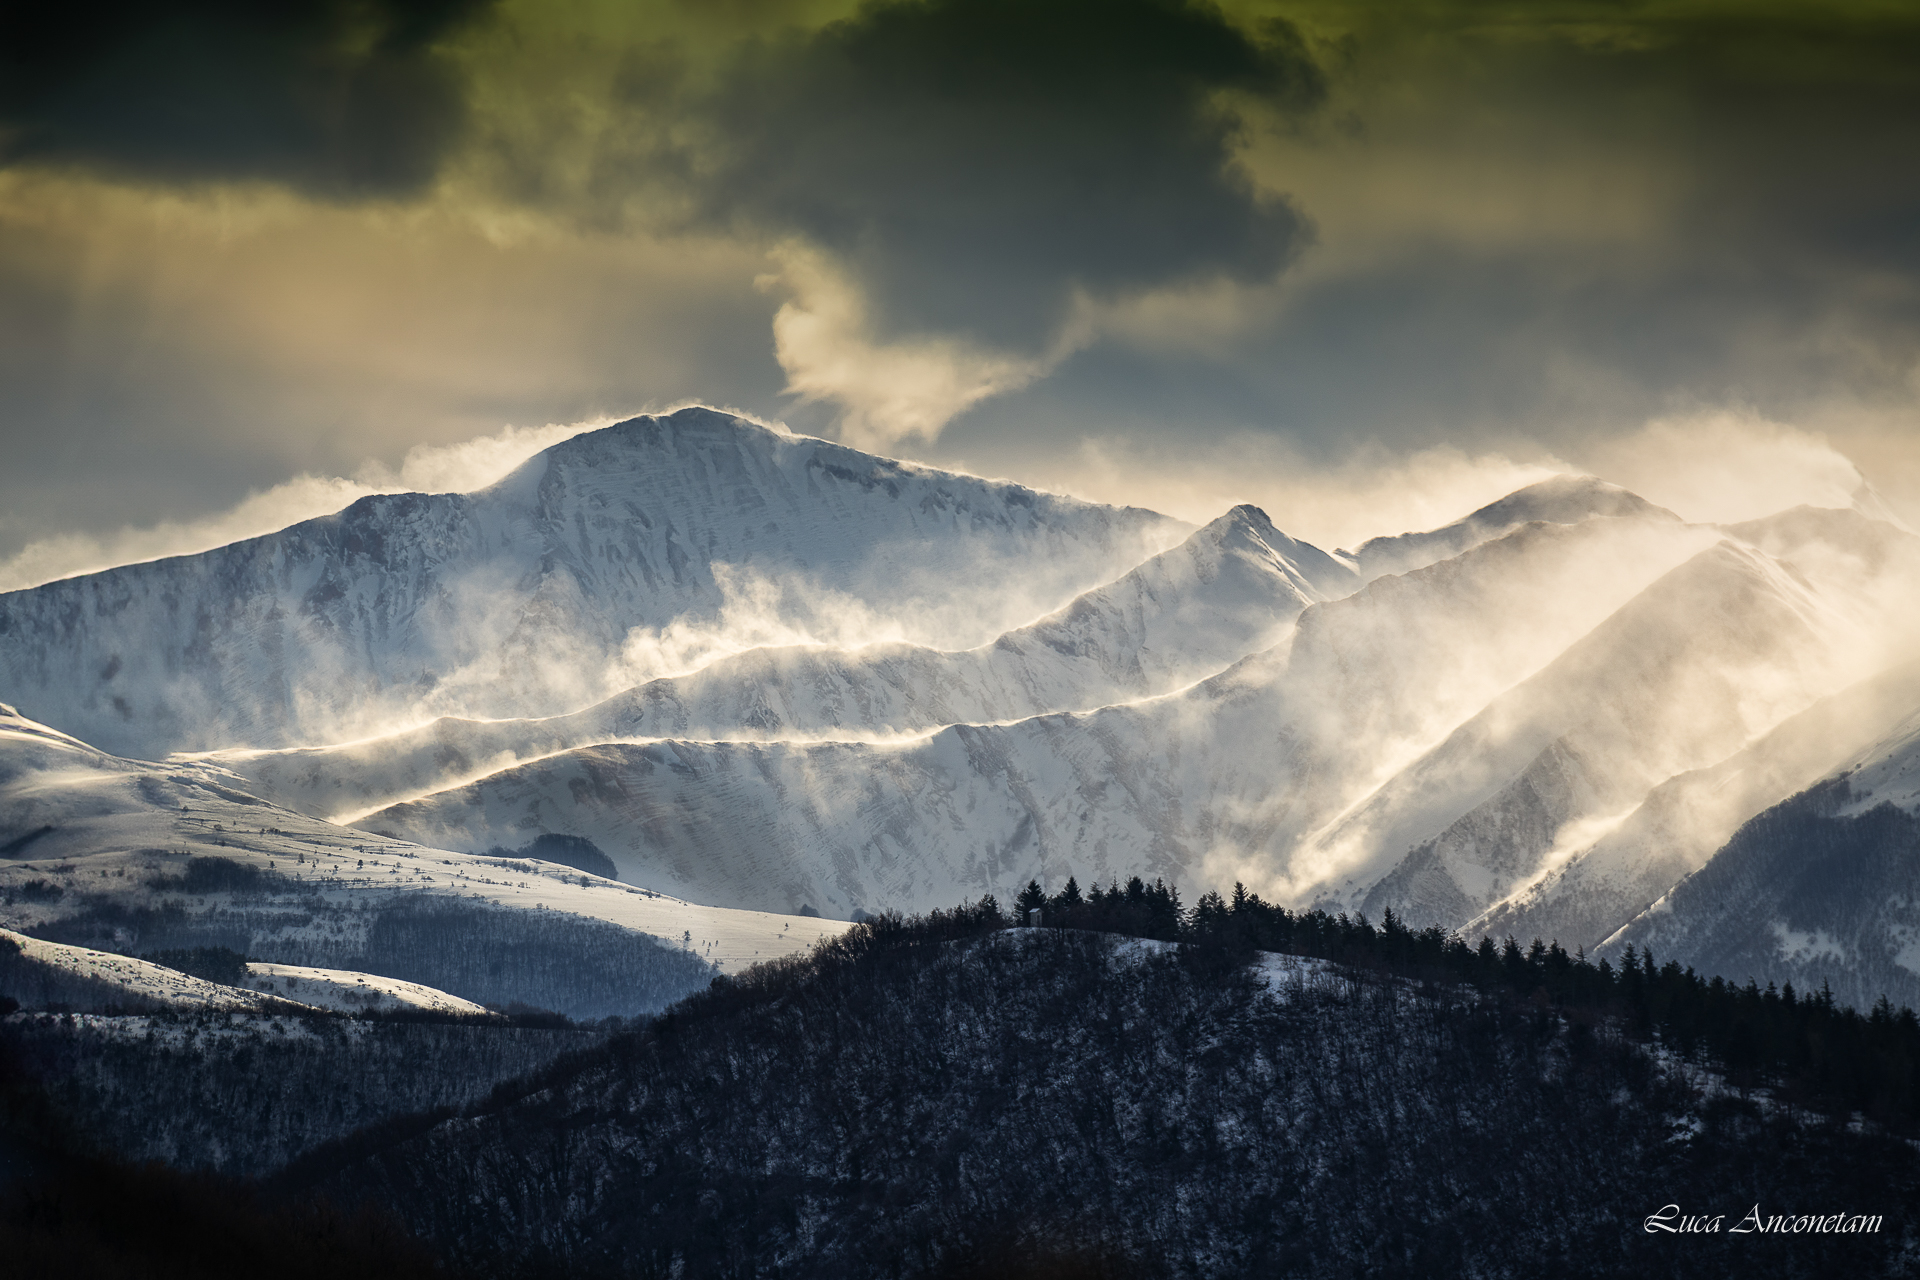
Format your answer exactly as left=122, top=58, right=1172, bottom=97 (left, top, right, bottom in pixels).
left=0, top=419, right=596, bottom=592
left=1016, top=408, right=1899, bottom=557
left=1573, top=410, right=1872, bottom=526
left=352, top=420, right=598, bottom=494
left=1032, top=433, right=1562, bottom=554
left=618, top=562, right=910, bottom=681
left=763, top=245, right=1076, bottom=454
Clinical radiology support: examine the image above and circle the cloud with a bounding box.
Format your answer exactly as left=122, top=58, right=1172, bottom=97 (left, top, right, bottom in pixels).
left=1574, top=411, right=1870, bottom=526
left=899, top=0, right=1920, bottom=480
left=764, top=244, right=1078, bottom=453
left=3, top=0, right=1919, bottom=570
left=0, top=172, right=786, bottom=564
left=980, top=406, right=1896, bottom=557
left=1024, top=431, right=1561, bottom=554
left=0, top=0, right=497, bottom=197
left=0, top=418, right=593, bottom=592
left=671, top=0, right=1324, bottom=353
left=354, top=419, right=596, bottom=493
left=617, top=561, right=911, bottom=682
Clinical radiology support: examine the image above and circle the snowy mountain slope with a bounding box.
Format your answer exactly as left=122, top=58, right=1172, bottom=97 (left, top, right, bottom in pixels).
left=354, top=509, right=1720, bottom=916
left=1600, top=771, right=1920, bottom=1013
left=1589, top=679, right=1920, bottom=1013
left=0, top=407, right=1184, bottom=759
left=1344, top=538, right=1880, bottom=928
left=0, top=703, right=846, bottom=1016
left=1351, top=507, right=1920, bottom=941
left=1468, top=659, right=1920, bottom=951
left=980, top=501, right=1357, bottom=694
left=1342, top=474, right=1678, bottom=580
left=0, top=927, right=287, bottom=1012
left=203, top=505, right=1355, bottom=822
left=1276, top=514, right=1718, bottom=809
left=1837, top=716, right=1920, bottom=817
left=1593, top=657, right=1920, bottom=1011
left=9, top=424, right=1913, bottom=1015
left=241, top=963, right=490, bottom=1015
left=0, top=925, right=484, bottom=1016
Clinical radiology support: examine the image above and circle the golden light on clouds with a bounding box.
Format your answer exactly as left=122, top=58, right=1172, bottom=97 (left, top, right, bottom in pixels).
left=0, top=0, right=1915, bottom=565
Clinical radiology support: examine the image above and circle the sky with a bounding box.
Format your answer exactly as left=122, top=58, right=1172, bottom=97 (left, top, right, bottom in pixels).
left=2, top=0, right=1917, bottom=586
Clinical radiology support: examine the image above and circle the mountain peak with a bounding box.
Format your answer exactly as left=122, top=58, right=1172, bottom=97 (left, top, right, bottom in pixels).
left=1850, top=480, right=1917, bottom=534
left=0, top=406, right=1183, bottom=758
left=1191, top=503, right=1357, bottom=601
left=1198, top=503, right=1278, bottom=545
left=1464, top=474, right=1675, bottom=529
left=1344, top=473, right=1676, bottom=581
left=574, top=405, right=788, bottom=452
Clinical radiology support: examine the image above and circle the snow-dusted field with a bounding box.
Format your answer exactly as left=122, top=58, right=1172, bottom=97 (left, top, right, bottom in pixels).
left=0, top=696, right=848, bottom=1017
left=242, top=962, right=489, bottom=1015
left=1, top=927, right=283, bottom=1011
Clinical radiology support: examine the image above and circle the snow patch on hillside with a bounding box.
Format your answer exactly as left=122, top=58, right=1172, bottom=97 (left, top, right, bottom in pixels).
left=243, top=962, right=488, bottom=1015
left=1770, top=922, right=1851, bottom=966
left=0, top=702, right=849, bottom=1001
left=1, top=927, right=284, bottom=1011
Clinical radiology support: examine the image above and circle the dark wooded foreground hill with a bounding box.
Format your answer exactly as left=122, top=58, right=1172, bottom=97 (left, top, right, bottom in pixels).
left=287, top=914, right=1920, bottom=1279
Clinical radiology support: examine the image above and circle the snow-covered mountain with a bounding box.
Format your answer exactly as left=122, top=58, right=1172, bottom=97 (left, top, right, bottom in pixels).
left=6, top=408, right=1919, bottom=1010
left=349, top=490, right=1920, bottom=1016
left=0, top=407, right=1182, bottom=758
left=1601, top=713, right=1920, bottom=1012
left=0, top=702, right=846, bottom=1016
left=1355, top=506, right=1920, bottom=939
left=1341, top=474, right=1676, bottom=580
left=203, top=504, right=1354, bottom=822
left=1343, top=537, right=1875, bottom=926
left=352, top=507, right=1723, bottom=916
left=1470, top=659, right=1920, bottom=953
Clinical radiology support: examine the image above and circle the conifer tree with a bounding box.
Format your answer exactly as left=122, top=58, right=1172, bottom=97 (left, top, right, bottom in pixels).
left=1051, top=877, right=1083, bottom=912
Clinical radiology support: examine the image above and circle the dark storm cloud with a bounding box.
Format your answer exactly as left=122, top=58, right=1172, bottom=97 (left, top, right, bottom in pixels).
left=1491, top=5, right=1920, bottom=277
left=7, top=0, right=1920, bottom=577
left=917, top=2, right=1920, bottom=480
left=670, top=0, right=1327, bottom=347
left=0, top=0, right=496, bottom=197
left=1679, top=32, right=1920, bottom=278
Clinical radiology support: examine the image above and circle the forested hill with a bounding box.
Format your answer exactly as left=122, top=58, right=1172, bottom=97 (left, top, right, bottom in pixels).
left=289, top=896, right=1920, bottom=1279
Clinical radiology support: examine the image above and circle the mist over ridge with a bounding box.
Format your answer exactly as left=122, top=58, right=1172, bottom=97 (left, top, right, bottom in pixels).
left=3, top=402, right=1919, bottom=1016
left=0, top=406, right=1184, bottom=759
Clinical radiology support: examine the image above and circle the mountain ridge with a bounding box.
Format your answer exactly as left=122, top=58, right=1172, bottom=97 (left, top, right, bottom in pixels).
left=200, top=502, right=1355, bottom=821
left=6, top=428, right=1920, bottom=1011
left=0, top=407, right=1184, bottom=758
